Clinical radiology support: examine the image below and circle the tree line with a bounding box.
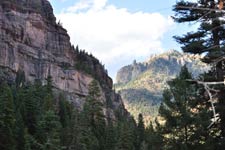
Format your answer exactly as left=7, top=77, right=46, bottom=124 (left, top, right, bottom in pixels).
left=0, top=73, right=148, bottom=150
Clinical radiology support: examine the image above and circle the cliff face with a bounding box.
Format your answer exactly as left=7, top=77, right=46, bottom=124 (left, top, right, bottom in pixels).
left=115, top=50, right=210, bottom=124
left=0, top=0, right=127, bottom=120
left=116, top=50, right=209, bottom=84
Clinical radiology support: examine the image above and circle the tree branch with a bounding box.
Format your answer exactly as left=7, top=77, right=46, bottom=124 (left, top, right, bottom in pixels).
left=186, top=79, right=223, bottom=128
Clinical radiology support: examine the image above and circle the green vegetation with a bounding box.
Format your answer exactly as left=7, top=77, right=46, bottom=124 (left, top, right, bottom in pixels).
left=73, top=45, right=109, bottom=86
left=2, top=0, right=225, bottom=149
left=173, top=0, right=225, bottom=146
left=115, top=50, right=209, bottom=125
left=159, top=66, right=218, bottom=149
left=0, top=74, right=150, bottom=150
left=115, top=1, right=225, bottom=149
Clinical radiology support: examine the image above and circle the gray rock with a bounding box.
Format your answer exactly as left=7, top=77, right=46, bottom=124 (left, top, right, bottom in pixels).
left=115, top=50, right=210, bottom=123
left=0, top=0, right=128, bottom=122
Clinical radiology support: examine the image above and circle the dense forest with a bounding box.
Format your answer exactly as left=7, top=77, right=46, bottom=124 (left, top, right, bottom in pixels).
left=0, top=74, right=143, bottom=150
left=2, top=0, right=225, bottom=149
left=2, top=66, right=225, bottom=150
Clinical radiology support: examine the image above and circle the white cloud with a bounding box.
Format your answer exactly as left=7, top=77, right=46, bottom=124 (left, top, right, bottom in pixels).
left=56, top=0, right=174, bottom=80
left=67, top=0, right=107, bottom=12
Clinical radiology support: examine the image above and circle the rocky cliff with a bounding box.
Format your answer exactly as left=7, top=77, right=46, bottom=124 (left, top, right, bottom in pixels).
left=0, top=0, right=128, bottom=121
left=115, top=50, right=210, bottom=124
left=116, top=50, right=209, bottom=84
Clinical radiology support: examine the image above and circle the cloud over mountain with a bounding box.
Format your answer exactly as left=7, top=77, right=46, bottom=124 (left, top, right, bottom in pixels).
left=56, top=0, right=174, bottom=79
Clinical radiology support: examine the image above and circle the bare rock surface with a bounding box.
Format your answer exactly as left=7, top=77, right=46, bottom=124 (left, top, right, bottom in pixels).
left=0, top=0, right=128, bottom=121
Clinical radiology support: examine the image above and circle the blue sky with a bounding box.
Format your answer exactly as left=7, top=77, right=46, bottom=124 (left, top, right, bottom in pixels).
left=48, top=0, right=192, bottom=81
left=51, top=0, right=177, bottom=15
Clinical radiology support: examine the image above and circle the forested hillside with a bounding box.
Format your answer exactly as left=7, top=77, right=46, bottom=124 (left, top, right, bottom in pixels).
left=1, top=0, right=225, bottom=150
left=115, top=50, right=209, bottom=124
left=0, top=0, right=139, bottom=149
left=0, top=75, right=141, bottom=150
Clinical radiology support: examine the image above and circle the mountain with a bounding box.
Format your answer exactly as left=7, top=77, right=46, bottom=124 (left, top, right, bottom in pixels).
left=0, top=0, right=128, bottom=121
left=115, top=50, right=210, bottom=124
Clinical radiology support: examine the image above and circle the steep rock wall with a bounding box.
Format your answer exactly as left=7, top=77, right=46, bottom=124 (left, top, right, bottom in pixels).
left=0, top=0, right=127, bottom=120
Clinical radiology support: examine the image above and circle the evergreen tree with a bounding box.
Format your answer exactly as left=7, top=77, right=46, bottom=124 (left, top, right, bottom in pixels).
left=43, top=75, right=54, bottom=111
left=173, top=0, right=225, bottom=63
left=84, top=80, right=106, bottom=149
left=15, top=69, right=25, bottom=88
left=24, top=128, right=41, bottom=150
left=0, top=71, right=144, bottom=150
left=104, top=121, right=116, bottom=150
left=63, top=108, right=79, bottom=150
left=145, top=121, right=163, bottom=150
left=76, top=112, right=99, bottom=150
left=23, top=85, right=39, bottom=135
left=173, top=0, right=225, bottom=139
left=15, top=111, right=25, bottom=150
left=46, top=75, right=53, bottom=94
left=39, top=110, right=62, bottom=150
left=14, top=86, right=26, bottom=150
left=0, top=82, right=16, bottom=150
left=58, top=94, right=70, bottom=128
left=136, top=114, right=145, bottom=150
left=116, top=122, right=135, bottom=150
left=159, top=66, right=214, bottom=149
left=58, top=94, right=74, bottom=149
left=43, top=93, right=54, bottom=112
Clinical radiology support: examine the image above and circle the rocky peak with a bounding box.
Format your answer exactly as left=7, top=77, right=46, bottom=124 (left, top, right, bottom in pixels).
left=0, top=0, right=56, bottom=23
left=115, top=50, right=210, bottom=123
left=116, top=50, right=209, bottom=84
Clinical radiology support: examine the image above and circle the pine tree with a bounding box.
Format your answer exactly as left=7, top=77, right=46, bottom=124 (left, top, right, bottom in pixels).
left=159, top=66, right=214, bottom=149
left=14, top=86, right=26, bottom=150
left=39, top=110, right=62, bottom=150
left=46, top=75, right=53, bottom=94
left=15, top=69, right=25, bottom=88
left=104, top=121, right=116, bottom=150
left=77, top=112, right=99, bottom=150
left=15, top=111, right=25, bottom=150
left=58, top=94, right=70, bottom=128
left=43, top=75, right=54, bottom=111
left=136, top=114, right=145, bottom=150
left=173, top=0, right=225, bottom=139
left=173, top=0, right=225, bottom=63
left=64, top=108, right=79, bottom=150
left=84, top=80, right=106, bottom=149
left=23, top=85, right=39, bottom=135
left=116, top=122, right=135, bottom=150
left=0, top=82, right=16, bottom=150
left=145, top=121, right=163, bottom=150
left=58, top=94, right=74, bottom=149
left=24, top=128, right=41, bottom=150
left=43, top=93, right=54, bottom=112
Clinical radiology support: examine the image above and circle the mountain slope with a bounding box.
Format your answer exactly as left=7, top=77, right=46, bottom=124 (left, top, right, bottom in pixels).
left=115, top=50, right=210, bottom=124
left=0, top=0, right=128, bottom=122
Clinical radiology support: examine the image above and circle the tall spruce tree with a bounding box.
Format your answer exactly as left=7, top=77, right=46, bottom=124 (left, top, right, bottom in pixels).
left=159, top=66, right=216, bottom=149
left=173, top=0, right=225, bottom=139
left=77, top=112, right=99, bottom=150
left=173, top=0, right=225, bottom=62
left=136, top=114, right=145, bottom=150
left=145, top=121, right=163, bottom=150
left=39, top=110, right=62, bottom=150
left=84, top=79, right=106, bottom=149
left=0, top=82, right=16, bottom=150
left=116, top=122, right=136, bottom=150
left=104, top=121, right=116, bottom=150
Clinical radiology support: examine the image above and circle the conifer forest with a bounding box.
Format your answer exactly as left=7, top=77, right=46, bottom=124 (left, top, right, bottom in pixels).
left=1, top=0, right=225, bottom=150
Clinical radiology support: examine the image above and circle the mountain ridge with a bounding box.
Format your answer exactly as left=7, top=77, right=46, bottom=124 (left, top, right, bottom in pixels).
left=0, top=0, right=129, bottom=122
left=115, top=50, right=210, bottom=124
